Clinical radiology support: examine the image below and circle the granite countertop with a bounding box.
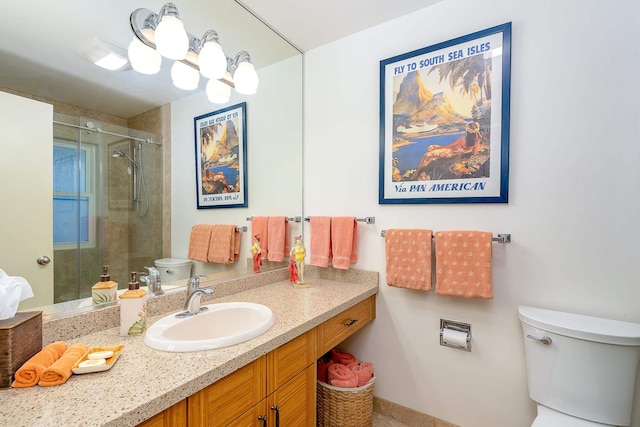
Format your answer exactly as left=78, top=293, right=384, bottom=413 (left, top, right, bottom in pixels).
left=0, top=277, right=378, bottom=427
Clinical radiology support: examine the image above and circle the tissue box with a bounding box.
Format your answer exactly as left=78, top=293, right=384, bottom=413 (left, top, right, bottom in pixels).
left=0, top=311, right=42, bottom=388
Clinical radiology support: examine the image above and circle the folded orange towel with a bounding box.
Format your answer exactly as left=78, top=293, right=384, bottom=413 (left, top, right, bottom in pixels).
left=11, top=341, right=68, bottom=388
left=385, top=229, right=433, bottom=291
left=435, top=231, right=493, bottom=299
left=38, top=342, right=89, bottom=387
left=188, top=224, right=213, bottom=262
left=328, top=363, right=358, bottom=388
left=331, top=217, right=358, bottom=270
left=309, top=216, right=332, bottom=267
left=350, top=361, right=374, bottom=387
left=331, top=348, right=357, bottom=365
left=267, top=216, right=288, bottom=262
left=207, top=225, right=239, bottom=264
left=251, top=216, right=269, bottom=260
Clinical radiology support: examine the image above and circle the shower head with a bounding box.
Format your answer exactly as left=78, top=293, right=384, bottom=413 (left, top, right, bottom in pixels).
left=112, top=150, right=138, bottom=167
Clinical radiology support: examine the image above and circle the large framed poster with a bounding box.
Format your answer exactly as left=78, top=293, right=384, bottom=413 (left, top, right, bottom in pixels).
left=194, top=102, right=248, bottom=209
left=379, top=23, right=511, bottom=204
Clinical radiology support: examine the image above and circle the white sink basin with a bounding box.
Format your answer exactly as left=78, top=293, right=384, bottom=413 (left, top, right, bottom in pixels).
left=144, top=302, right=275, bottom=352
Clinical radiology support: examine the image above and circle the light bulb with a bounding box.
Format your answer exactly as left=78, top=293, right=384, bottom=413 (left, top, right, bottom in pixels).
left=171, top=60, right=199, bottom=90
left=206, top=77, right=231, bottom=104
left=154, top=15, right=189, bottom=60
left=199, top=41, right=227, bottom=79
left=128, top=30, right=161, bottom=75
left=234, top=62, right=259, bottom=95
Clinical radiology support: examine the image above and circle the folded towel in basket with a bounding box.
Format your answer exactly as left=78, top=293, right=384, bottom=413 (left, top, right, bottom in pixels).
left=331, top=348, right=357, bottom=365
left=328, top=363, right=358, bottom=388
left=12, top=341, right=68, bottom=388
left=351, top=361, right=374, bottom=387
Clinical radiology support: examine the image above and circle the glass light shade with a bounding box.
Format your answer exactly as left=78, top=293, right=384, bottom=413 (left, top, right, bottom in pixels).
left=171, top=60, right=199, bottom=90
left=206, top=77, right=231, bottom=104
left=128, top=30, right=161, bottom=75
left=154, top=15, right=189, bottom=60
left=198, top=41, right=226, bottom=79
left=234, top=62, right=259, bottom=95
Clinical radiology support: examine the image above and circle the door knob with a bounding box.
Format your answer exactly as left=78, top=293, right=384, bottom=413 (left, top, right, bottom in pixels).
left=37, top=255, right=51, bottom=265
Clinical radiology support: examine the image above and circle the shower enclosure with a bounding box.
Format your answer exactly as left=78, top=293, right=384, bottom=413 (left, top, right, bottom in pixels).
left=52, top=113, right=163, bottom=303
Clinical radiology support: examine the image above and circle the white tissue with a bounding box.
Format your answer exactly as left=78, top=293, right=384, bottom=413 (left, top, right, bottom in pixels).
left=0, top=268, right=34, bottom=320
left=442, top=328, right=470, bottom=350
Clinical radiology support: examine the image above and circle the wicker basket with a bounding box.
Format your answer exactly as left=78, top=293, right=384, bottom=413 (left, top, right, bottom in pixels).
left=316, top=376, right=375, bottom=427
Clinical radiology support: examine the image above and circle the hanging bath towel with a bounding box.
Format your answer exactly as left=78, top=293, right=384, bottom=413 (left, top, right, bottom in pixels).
left=385, top=229, right=433, bottom=291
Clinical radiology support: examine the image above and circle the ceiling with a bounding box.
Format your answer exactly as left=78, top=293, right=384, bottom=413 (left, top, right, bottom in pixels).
left=0, top=0, right=440, bottom=118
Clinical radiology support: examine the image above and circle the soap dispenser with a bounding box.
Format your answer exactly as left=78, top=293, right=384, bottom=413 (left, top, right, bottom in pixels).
left=119, top=272, right=147, bottom=336
left=91, top=265, right=118, bottom=305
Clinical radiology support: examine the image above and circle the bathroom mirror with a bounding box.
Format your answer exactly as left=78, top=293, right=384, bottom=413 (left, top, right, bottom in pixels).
left=0, top=1, right=303, bottom=316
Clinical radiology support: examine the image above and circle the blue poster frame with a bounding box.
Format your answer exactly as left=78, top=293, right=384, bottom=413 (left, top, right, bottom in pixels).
left=194, top=102, right=248, bottom=209
left=379, top=22, right=511, bottom=204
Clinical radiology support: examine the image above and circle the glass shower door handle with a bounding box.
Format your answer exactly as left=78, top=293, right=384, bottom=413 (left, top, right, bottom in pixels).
left=37, top=255, right=51, bottom=265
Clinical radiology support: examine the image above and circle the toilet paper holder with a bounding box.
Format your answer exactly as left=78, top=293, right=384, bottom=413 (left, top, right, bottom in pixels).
left=440, top=319, right=472, bottom=351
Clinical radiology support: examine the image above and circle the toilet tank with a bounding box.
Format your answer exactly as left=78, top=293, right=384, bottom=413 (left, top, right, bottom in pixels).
left=154, top=258, right=193, bottom=284
left=519, top=306, right=640, bottom=426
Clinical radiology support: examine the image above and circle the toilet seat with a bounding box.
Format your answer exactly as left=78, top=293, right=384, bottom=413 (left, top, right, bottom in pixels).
left=532, top=406, right=614, bottom=427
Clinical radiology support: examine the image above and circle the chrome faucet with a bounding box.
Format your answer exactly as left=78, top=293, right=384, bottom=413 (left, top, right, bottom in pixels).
left=176, top=275, right=213, bottom=318
left=140, top=266, right=162, bottom=293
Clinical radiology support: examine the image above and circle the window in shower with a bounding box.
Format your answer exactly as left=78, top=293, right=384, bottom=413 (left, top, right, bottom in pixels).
left=53, top=140, right=96, bottom=249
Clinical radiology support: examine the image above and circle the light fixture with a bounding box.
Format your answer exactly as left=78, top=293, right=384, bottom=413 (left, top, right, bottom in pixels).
left=75, top=37, right=130, bottom=71
left=153, top=3, right=189, bottom=60
left=129, top=3, right=259, bottom=100
left=127, top=15, right=161, bottom=75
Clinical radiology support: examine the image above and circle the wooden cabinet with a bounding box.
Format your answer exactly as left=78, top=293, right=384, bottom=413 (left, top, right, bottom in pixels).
left=188, top=331, right=316, bottom=427
left=137, top=399, right=187, bottom=427
left=316, top=295, right=376, bottom=356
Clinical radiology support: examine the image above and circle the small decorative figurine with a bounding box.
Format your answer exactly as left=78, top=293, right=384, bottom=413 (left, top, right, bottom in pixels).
left=251, top=234, right=262, bottom=273
left=290, top=235, right=308, bottom=288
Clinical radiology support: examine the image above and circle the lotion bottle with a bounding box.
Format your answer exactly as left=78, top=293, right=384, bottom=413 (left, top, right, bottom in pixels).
left=119, top=272, right=147, bottom=336
left=91, top=265, right=118, bottom=305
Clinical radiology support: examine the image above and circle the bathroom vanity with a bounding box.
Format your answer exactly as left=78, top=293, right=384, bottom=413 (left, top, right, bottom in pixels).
left=0, top=268, right=378, bottom=427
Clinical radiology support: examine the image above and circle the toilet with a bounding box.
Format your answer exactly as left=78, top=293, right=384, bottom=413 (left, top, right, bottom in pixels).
left=153, top=258, right=193, bottom=284
left=519, top=306, right=640, bottom=426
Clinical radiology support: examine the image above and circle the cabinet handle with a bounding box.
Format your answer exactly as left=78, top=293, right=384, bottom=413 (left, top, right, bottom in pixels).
left=270, top=405, right=280, bottom=427
left=258, top=415, right=267, bottom=427
left=344, top=318, right=358, bottom=327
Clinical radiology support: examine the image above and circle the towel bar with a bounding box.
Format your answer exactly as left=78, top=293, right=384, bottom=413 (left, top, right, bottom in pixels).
left=236, top=226, right=247, bottom=232
left=304, top=216, right=376, bottom=224
left=380, top=230, right=510, bottom=243
left=246, top=216, right=302, bottom=223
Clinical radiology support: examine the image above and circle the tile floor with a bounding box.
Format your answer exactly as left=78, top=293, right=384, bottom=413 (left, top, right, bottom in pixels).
left=372, top=411, right=413, bottom=426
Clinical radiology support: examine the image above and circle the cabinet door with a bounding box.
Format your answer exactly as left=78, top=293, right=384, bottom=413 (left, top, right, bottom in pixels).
left=228, top=400, right=268, bottom=427
left=136, top=399, right=187, bottom=427
left=267, top=330, right=315, bottom=394
left=316, top=295, right=375, bottom=356
left=187, top=356, right=266, bottom=427
left=268, top=364, right=315, bottom=427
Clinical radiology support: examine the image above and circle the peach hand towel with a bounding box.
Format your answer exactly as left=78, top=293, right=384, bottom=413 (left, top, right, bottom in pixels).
left=328, top=363, right=358, bottom=388
left=188, top=224, right=213, bottom=262
left=350, top=362, right=374, bottom=387
left=38, top=342, right=89, bottom=387
left=317, top=358, right=334, bottom=383
left=309, top=216, right=332, bottom=267
left=267, top=216, right=288, bottom=262
left=11, top=341, right=68, bottom=388
left=435, top=231, right=493, bottom=299
left=385, top=229, right=433, bottom=291
left=331, top=217, right=358, bottom=270
left=251, top=216, right=269, bottom=260
left=207, top=225, right=239, bottom=264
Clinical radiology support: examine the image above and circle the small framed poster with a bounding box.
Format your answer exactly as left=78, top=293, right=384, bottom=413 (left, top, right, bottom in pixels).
left=194, top=102, right=248, bottom=209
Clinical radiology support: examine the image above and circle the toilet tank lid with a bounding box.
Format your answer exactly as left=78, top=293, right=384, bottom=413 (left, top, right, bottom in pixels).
left=155, top=258, right=193, bottom=267
left=518, top=306, right=640, bottom=346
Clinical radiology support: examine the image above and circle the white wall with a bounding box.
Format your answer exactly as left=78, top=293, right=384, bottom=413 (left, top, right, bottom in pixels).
left=304, top=0, right=640, bottom=425
left=171, top=55, right=303, bottom=276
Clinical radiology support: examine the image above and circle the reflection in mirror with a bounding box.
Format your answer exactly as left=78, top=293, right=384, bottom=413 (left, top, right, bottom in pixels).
left=1, top=3, right=303, bottom=318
